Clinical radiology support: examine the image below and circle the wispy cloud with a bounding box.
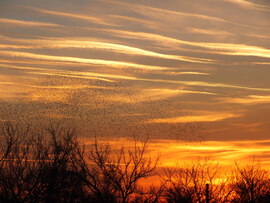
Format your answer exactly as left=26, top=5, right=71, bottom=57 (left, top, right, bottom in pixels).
left=188, top=28, right=233, bottom=36
left=0, top=51, right=171, bottom=70
left=0, top=18, right=59, bottom=27
left=145, top=88, right=217, bottom=97
left=218, top=95, right=270, bottom=105
left=26, top=7, right=116, bottom=26
left=136, top=88, right=217, bottom=101
left=4, top=34, right=270, bottom=59
left=1, top=0, right=270, bottom=143
left=223, top=0, right=270, bottom=11
left=2, top=61, right=270, bottom=93
left=0, top=36, right=215, bottom=63
left=198, top=42, right=270, bottom=59
left=104, top=0, right=229, bottom=23
left=145, top=111, right=240, bottom=123
left=148, top=139, right=270, bottom=167
left=0, top=81, right=17, bottom=85
left=106, top=29, right=270, bottom=59
left=0, top=64, right=115, bottom=82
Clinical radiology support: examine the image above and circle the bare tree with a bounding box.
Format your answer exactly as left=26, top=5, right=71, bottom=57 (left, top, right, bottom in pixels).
left=39, top=123, right=85, bottom=203
left=72, top=138, right=158, bottom=203
left=0, top=122, right=44, bottom=202
left=162, top=161, right=232, bottom=203
left=133, top=179, right=166, bottom=203
left=231, top=162, right=270, bottom=203
left=0, top=122, right=85, bottom=203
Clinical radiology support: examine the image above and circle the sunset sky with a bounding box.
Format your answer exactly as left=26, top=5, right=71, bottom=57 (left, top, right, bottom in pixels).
left=1, top=0, right=270, bottom=166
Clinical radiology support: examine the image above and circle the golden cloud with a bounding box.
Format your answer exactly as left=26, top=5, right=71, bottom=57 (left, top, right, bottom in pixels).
left=0, top=50, right=171, bottom=71
left=1, top=36, right=214, bottom=63
left=218, top=95, right=270, bottom=105
left=146, top=139, right=270, bottom=167
left=106, top=29, right=270, bottom=59
left=145, top=111, right=240, bottom=124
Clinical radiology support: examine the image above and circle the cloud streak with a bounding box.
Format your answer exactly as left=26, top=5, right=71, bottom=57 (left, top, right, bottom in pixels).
left=145, top=112, right=240, bottom=123
left=105, top=0, right=229, bottom=23
left=0, top=51, right=171, bottom=70
left=105, top=29, right=270, bottom=59
left=0, top=18, right=59, bottom=27
left=148, top=139, right=270, bottom=167
left=218, top=95, right=270, bottom=105
left=26, top=7, right=116, bottom=26
left=223, top=0, right=270, bottom=11
left=0, top=36, right=215, bottom=63
left=1, top=62, right=270, bottom=93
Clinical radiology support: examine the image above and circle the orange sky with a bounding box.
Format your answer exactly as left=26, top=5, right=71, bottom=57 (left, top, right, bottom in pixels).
left=0, top=0, right=270, bottom=166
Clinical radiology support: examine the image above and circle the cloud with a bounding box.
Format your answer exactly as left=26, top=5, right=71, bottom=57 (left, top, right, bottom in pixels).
left=0, top=82, right=16, bottom=85
left=147, top=139, right=270, bottom=167
left=0, top=64, right=116, bottom=82
left=26, top=7, right=116, bottom=26
left=0, top=50, right=171, bottom=70
left=2, top=62, right=270, bottom=93
left=132, top=88, right=217, bottom=101
left=0, top=36, right=215, bottom=63
left=199, top=42, right=270, bottom=59
left=223, top=0, right=270, bottom=11
left=218, top=95, right=270, bottom=105
left=28, top=84, right=113, bottom=90
left=5, top=34, right=270, bottom=60
left=105, top=14, right=160, bottom=28
left=105, top=29, right=270, bottom=59
left=104, top=0, right=229, bottom=23
left=188, top=28, right=233, bottom=36
left=145, top=111, right=240, bottom=123
left=0, top=18, right=60, bottom=27
left=0, top=76, right=30, bottom=99
left=1, top=0, right=270, bottom=143
left=144, top=88, right=217, bottom=97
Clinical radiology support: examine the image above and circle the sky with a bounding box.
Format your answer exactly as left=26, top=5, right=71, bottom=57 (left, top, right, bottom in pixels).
left=1, top=0, right=270, bottom=164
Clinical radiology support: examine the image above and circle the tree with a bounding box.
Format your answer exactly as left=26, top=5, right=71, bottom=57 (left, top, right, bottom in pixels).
left=72, top=138, right=158, bottom=203
left=162, top=161, right=232, bottom=203
left=0, top=122, right=85, bottom=203
left=231, top=162, right=270, bottom=203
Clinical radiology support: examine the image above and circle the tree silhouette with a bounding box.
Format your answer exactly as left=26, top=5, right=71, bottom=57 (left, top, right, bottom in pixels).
left=0, top=122, right=84, bottom=203
left=72, top=138, right=158, bottom=203
left=231, top=162, right=270, bottom=203
left=162, top=161, right=232, bottom=203
left=2, top=122, right=270, bottom=203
